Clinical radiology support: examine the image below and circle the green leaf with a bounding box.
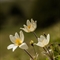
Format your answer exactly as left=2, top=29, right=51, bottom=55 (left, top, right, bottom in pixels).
left=55, top=55, right=60, bottom=60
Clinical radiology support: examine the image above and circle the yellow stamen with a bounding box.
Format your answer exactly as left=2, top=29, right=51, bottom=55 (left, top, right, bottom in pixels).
left=15, top=39, right=22, bottom=46
left=28, top=25, right=31, bottom=29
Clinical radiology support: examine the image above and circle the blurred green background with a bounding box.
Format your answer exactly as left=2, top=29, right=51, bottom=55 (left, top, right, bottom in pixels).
left=0, top=0, right=60, bottom=60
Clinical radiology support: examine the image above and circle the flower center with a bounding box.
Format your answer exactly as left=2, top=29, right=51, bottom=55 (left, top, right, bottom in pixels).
left=28, top=25, right=31, bottom=29
left=15, top=39, right=22, bottom=46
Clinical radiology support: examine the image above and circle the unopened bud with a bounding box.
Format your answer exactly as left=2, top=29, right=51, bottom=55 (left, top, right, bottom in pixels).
left=30, top=40, right=34, bottom=46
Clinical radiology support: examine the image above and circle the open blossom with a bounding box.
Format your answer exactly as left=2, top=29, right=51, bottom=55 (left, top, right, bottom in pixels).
left=36, top=34, right=50, bottom=47
left=7, top=31, right=28, bottom=52
left=20, top=19, right=37, bottom=33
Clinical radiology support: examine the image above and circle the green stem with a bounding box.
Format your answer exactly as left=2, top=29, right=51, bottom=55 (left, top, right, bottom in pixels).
left=32, top=32, right=38, bottom=40
left=33, top=46, right=37, bottom=56
left=43, top=47, right=54, bottom=60
left=24, top=49, right=34, bottom=60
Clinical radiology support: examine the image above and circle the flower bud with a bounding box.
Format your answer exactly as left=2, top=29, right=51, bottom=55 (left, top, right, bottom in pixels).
left=30, top=40, right=34, bottom=46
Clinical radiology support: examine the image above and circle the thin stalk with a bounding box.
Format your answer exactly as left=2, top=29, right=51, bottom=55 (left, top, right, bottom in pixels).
left=46, top=47, right=55, bottom=60
left=32, top=32, right=38, bottom=40
left=43, top=47, right=51, bottom=59
left=43, top=47, right=54, bottom=60
left=43, top=47, right=47, bottom=52
left=33, top=46, right=37, bottom=56
left=24, top=49, right=34, bottom=60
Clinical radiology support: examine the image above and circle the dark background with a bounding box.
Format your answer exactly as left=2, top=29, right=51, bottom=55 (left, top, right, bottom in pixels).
left=0, top=0, right=60, bottom=30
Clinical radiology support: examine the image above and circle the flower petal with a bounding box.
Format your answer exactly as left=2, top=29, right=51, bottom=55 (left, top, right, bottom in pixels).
left=20, top=31, right=24, bottom=42
left=47, top=34, right=50, bottom=41
left=31, top=19, right=35, bottom=24
left=19, top=43, right=28, bottom=49
left=38, top=35, right=45, bottom=42
left=9, top=35, right=15, bottom=43
left=46, top=34, right=50, bottom=44
left=12, top=45, right=18, bottom=52
left=23, top=25, right=30, bottom=32
left=15, top=32, right=19, bottom=39
left=29, top=25, right=35, bottom=31
left=34, top=21, right=37, bottom=29
left=7, top=44, right=15, bottom=50
left=36, top=42, right=45, bottom=47
left=7, top=44, right=18, bottom=52
left=27, top=20, right=31, bottom=26
left=20, top=28, right=29, bottom=32
left=40, top=35, right=45, bottom=39
left=31, top=19, right=37, bottom=29
left=23, top=25, right=29, bottom=30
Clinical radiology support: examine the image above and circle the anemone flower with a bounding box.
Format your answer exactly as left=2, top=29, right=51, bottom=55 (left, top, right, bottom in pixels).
left=7, top=31, right=28, bottom=52
left=20, top=19, right=37, bottom=33
left=36, top=34, right=50, bottom=47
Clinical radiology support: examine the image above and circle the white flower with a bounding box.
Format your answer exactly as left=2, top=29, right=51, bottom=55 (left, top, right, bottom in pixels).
left=36, top=34, right=50, bottom=47
left=7, top=31, right=28, bottom=52
left=20, top=19, right=37, bottom=33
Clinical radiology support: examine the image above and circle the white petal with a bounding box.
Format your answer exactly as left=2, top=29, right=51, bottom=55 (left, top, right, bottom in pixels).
left=15, top=32, right=19, bottom=39
left=28, top=24, right=36, bottom=32
left=36, top=42, right=45, bottom=47
left=9, top=35, right=15, bottom=43
left=7, top=44, right=18, bottom=51
left=20, top=31, right=24, bottom=42
left=31, top=19, right=35, bottom=23
left=23, top=25, right=29, bottom=30
left=43, top=40, right=48, bottom=46
left=47, top=34, right=50, bottom=44
left=19, top=43, right=28, bottom=49
left=31, top=19, right=37, bottom=29
left=7, top=44, right=15, bottom=50
left=12, top=45, right=18, bottom=52
left=47, top=34, right=50, bottom=41
left=20, top=28, right=29, bottom=32
left=23, top=25, right=30, bottom=32
left=38, top=35, right=45, bottom=42
left=40, top=35, right=45, bottom=39
left=27, top=20, right=31, bottom=26
left=34, top=21, right=37, bottom=29
left=7, top=44, right=18, bottom=52
left=29, top=25, right=35, bottom=31
left=38, top=38, right=41, bottom=42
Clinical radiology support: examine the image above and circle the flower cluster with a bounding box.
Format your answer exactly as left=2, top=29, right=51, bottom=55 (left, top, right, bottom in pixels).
left=7, top=19, right=60, bottom=60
